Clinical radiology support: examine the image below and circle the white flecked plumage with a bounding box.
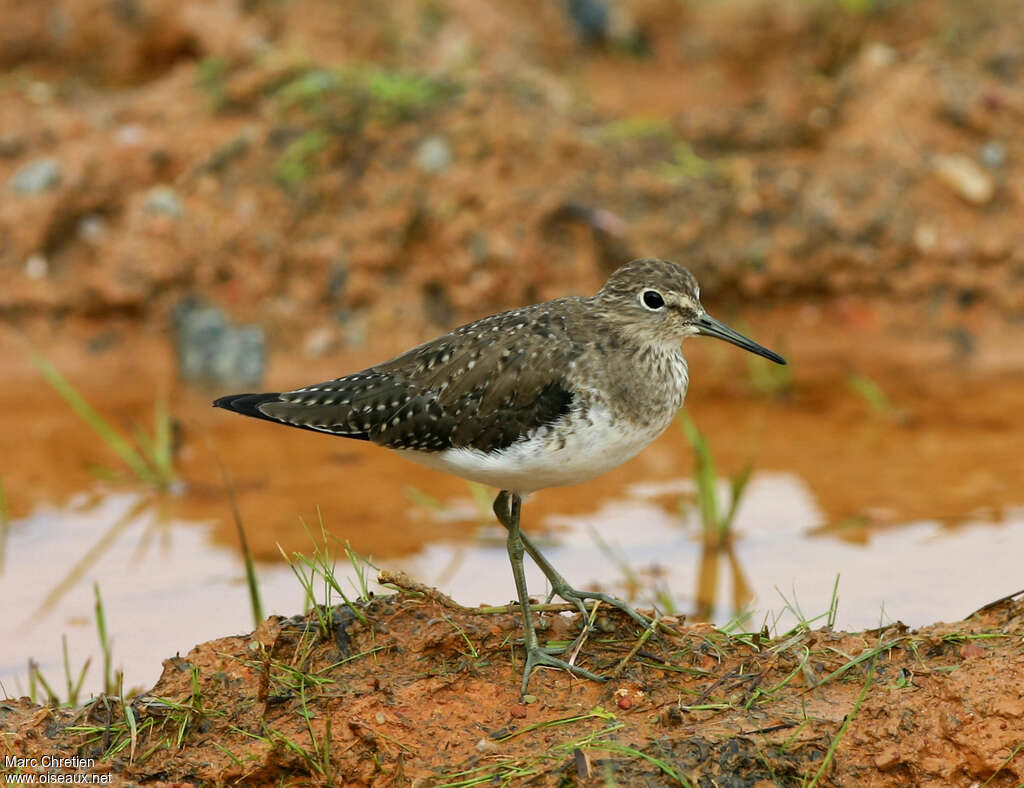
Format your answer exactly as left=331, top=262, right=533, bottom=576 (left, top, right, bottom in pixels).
left=214, top=258, right=785, bottom=694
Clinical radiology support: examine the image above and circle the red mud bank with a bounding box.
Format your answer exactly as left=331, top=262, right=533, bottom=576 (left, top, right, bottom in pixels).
left=2, top=582, right=1023, bottom=786
left=2, top=0, right=1023, bottom=345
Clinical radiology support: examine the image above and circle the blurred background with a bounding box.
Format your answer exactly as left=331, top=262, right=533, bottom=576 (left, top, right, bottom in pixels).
left=1, top=0, right=1022, bottom=695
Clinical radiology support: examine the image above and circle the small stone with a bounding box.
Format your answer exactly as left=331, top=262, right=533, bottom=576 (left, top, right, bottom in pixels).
left=475, top=738, right=499, bottom=753
left=913, top=224, right=937, bottom=253
left=172, top=299, right=266, bottom=385
left=860, top=42, right=896, bottom=71
left=568, top=0, right=609, bottom=44
left=77, top=214, right=107, bottom=244
left=115, top=124, right=144, bottom=147
left=509, top=704, right=527, bottom=719
left=933, top=154, right=995, bottom=205
left=25, top=81, right=55, bottom=105
left=521, top=694, right=538, bottom=705
left=415, top=135, right=453, bottom=174
left=144, top=186, right=183, bottom=218
left=979, top=140, right=1006, bottom=169
left=617, top=695, right=633, bottom=710
left=10, top=158, right=61, bottom=193
left=25, top=253, right=48, bottom=279
left=303, top=327, right=337, bottom=358
left=874, top=746, right=901, bottom=771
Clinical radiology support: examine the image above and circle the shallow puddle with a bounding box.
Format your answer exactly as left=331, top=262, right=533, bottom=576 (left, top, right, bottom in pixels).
left=3, top=471, right=1022, bottom=696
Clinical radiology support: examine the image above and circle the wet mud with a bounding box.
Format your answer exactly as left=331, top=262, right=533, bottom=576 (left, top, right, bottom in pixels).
left=3, top=584, right=1023, bottom=786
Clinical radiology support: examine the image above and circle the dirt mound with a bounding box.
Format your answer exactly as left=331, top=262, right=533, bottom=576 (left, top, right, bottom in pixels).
left=3, top=581, right=1022, bottom=786
left=2, top=0, right=1023, bottom=340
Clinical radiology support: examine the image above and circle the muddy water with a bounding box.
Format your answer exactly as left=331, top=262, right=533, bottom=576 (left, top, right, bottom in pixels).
left=1, top=320, right=1022, bottom=694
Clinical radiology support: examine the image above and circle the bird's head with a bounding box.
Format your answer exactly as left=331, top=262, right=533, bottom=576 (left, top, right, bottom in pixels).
left=596, top=258, right=786, bottom=364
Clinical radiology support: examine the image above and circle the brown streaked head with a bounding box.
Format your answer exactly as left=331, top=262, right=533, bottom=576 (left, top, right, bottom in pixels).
left=596, top=258, right=786, bottom=364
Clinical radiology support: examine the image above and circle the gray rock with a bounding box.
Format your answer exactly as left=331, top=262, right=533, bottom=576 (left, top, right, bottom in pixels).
left=415, top=135, right=453, bottom=174
left=10, top=158, right=61, bottom=193
left=979, top=140, right=1006, bottom=169
left=144, top=185, right=183, bottom=218
left=172, top=299, right=266, bottom=386
left=77, top=214, right=107, bottom=244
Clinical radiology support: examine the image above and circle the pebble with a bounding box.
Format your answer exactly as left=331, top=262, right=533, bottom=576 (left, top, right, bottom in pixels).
left=303, top=326, right=337, bottom=358
left=77, top=214, right=107, bottom=244
left=567, top=0, right=609, bottom=44
left=913, top=224, right=937, bottom=253
left=10, top=158, right=61, bottom=193
left=933, top=154, right=995, bottom=205
left=114, top=124, right=144, bottom=147
left=25, top=253, right=48, bottom=279
left=475, top=738, right=499, bottom=753
left=415, top=135, right=453, bottom=174
left=860, top=42, right=897, bottom=71
left=144, top=185, right=183, bottom=218
left=979, top=140, right=1006, bottom=169
left=172, top=299, right=266, bottom=385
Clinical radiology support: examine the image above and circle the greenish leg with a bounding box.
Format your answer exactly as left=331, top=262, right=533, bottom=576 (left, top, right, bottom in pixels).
left=494, top=490, right=606, bottom=695
left=520, top=530, right=653, bottom=630
left=492, top=492, right=652, bottom=631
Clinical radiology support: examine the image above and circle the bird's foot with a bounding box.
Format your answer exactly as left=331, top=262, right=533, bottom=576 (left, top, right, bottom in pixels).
left=519, top=645, right=607, bottom=696
left=549, top=584, right=653, bottom=631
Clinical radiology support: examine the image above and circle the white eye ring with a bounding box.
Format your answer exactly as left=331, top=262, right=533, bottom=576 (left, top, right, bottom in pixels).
left=640, top=289, right=665, bottom=310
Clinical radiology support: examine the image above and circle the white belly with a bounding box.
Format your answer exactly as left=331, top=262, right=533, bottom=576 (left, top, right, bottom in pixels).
left=396, top=402, right=675, bottom=493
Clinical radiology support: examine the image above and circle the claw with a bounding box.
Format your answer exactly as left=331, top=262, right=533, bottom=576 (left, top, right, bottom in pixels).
left=553, top=586, right=652, bottom=631
left=520, top=646, right=607, bottom=695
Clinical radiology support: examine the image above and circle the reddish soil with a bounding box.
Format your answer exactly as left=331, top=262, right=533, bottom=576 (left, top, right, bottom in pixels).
left=3, top=583, right=1023, bottom=786
left=3, top=0, right=1024, bottom=335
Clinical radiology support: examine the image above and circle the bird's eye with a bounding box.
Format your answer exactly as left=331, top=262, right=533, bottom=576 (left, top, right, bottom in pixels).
left=641, top=290, right=665, bottom=310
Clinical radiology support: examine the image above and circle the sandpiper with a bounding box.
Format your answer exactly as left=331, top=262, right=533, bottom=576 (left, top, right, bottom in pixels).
left=215, top=258, right=785, bottom=693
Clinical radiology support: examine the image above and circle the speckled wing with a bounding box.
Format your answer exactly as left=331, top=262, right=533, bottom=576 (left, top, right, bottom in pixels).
left=248, top=300, right=590, bottom=454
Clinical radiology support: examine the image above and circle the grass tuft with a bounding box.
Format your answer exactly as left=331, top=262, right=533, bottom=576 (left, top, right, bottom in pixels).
left=677, top=410, right=752, bottom=545
left=94, top=582, right=121, bottom=696
left=279, top=511, right=375, bottom=636
left=846, top=372, right=909, bottom=421
left=30, top=351, right=177, bottom=489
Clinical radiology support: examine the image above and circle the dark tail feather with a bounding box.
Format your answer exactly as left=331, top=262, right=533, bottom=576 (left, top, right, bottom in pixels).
left=213, top=392, right=285, bottom=424
left=213, top=392, right=369, bottom=440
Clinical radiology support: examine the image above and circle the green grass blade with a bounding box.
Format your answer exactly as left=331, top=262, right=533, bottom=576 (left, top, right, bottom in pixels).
left=131, top=398, right=175, bottom=483
left=677, top=410, right=721, bottom=536
left=152, top=397, right=174, bottom=478
left=846, top=373, right=894, bottom=415
left=29, top=660, right=59, bottom=705
left=723, top=462, right=753, bottom=532
left=94, top=582, right=115, bottom=695
left=596, top=741, right=692, bottom=786
left=219, top=462, right=263, bottom=626
left=31, top=353, right=158, bottom=485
